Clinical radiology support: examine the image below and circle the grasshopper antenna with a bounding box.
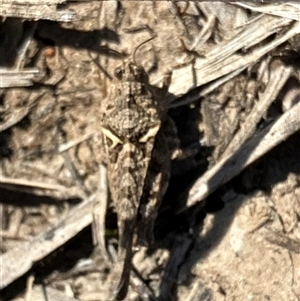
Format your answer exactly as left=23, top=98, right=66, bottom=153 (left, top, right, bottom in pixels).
left=133, top=35, right=157, bottom=66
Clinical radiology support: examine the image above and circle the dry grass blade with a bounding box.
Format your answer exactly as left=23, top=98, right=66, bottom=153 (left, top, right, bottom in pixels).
left=168, top=16, right=300, bottom=102
left=234, top=2, right=300, bottom=21
left=0, top=93, right=44, bottom=132
left=0, top=0, right=77, bottom=22
left=0, top=176, right=68, bottom=191
left=0, top=68, right=40, bottom=88
left=168, top=67, right=245, bottom=108
left=186, top=100, right=300, bottom=209
left=220, top=63, right=292, bottom=159
left=58, top=132, right=96, bottom=153
left=0, top=194, right=95, bottom=289
left=0, top=177, right=85, bottom=200
left=1, top=0, right=66, bottom=4
left=92, top=164, right=109, bottom=260
left=0, top=106, right=34, bottom=132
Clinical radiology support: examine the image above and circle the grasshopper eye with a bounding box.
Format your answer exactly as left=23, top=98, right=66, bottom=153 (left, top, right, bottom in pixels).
left=100, top=127, right=123, bottom=148
left=114, top=67, right=123, bottom=80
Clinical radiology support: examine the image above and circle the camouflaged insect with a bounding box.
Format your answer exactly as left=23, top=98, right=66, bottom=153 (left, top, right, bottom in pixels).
left=99, top=40, right=176, bottom=300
